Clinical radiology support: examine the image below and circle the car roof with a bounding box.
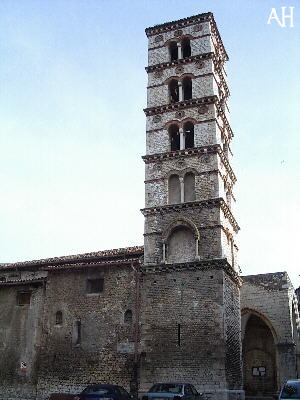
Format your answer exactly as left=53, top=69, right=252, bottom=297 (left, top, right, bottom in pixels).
left=87, top=384, right=120, bottom=388
left=151, top=383, right=190, bottom=385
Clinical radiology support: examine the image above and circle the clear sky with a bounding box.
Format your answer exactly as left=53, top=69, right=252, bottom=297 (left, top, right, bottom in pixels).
left=0, top=0, right=299, bottom=288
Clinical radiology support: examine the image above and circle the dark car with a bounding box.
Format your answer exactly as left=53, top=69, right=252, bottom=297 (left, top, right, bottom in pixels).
left=75, top=384, right=132, bottom=400
left=279, top=380, right=300, bottom=399
left=142, top=383, right=202, bottom=400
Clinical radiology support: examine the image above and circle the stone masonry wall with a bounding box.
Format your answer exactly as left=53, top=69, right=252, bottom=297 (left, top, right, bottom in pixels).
left=36, top=265, right=138, bottom=399
left=139, top=267, right=227, bottom=394
left=0, top=282, right=45, bottom=400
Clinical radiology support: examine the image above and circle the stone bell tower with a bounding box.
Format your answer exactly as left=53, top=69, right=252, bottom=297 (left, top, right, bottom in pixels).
left=139, top=13, right=244, bottom=400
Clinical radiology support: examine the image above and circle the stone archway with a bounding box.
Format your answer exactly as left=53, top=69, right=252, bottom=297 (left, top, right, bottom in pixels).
left=242, top=312, right=277, bottom=396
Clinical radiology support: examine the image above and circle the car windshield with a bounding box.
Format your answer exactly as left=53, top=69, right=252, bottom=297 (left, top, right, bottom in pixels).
left=149, top=384, right=183, bottom=394
left=281, top=381, right=300, bottom=399
left=83, top=387, right=113, bottom=395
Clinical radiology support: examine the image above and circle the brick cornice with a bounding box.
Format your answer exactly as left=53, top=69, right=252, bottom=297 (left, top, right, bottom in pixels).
left=141, top=197, right=240, bottom=232
left=145, top=13, right=228, bottom=61
left=144, top=95, right=217, bottom=116
left=142, top=144, right=237, bottom=184
left=0, top=277, right=46, bottom=287
left=144, top=97, right=233, bottom=139
left=141, top=258, right=241, bottom=286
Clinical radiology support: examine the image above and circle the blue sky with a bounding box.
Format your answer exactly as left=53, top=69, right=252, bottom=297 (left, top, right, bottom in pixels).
left=0, top=0, right=299, bottom=287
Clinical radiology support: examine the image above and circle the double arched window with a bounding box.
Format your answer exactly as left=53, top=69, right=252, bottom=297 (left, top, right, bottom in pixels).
left=169, top=122, right=194, bottom=151
left=169, top=77, right=192, bottom=103
left=169, top=38, right=191, bottom=61
left=168, top=172, right=195, bottom=204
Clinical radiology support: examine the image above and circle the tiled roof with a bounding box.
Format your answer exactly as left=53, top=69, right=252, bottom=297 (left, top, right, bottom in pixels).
left=0, top=246, right=144, bottom=270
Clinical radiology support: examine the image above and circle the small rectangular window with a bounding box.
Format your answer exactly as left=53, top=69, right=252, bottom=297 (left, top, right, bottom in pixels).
left=86, top=278, right=104, bottom=294
left=17, top=292, right=31, bottom=306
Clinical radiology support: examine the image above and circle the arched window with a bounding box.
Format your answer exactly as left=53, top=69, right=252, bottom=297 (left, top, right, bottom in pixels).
left=167, top=226, right=196, bottom=263
left=182, top=77, right=192, bottom=100
left=169, top=41, right=178, bottom=61
left=169, top=125, right=180, bottom=151
left=169, top=79, right=179, bottom=103
left=184, top=122, right=194, bottom=149
left=124, top=309, right=133, bottom=324
left=168, top=174, right=181, bottom=204
left=55, top=311, right=63, bottom=325
left=182, top=38, right=191, bottom=58
left=184, top=172, right=195, bottom=202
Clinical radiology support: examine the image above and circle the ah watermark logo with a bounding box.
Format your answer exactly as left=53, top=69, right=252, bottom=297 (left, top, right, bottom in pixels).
left=267, top=7, right=294, bottom=27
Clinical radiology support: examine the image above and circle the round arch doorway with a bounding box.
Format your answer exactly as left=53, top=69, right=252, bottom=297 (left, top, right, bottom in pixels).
left=242, top=312, right=277, bottom=397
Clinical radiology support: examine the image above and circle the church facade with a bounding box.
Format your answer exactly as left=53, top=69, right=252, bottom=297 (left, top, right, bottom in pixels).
left=0, top=12, right=299, bottom=400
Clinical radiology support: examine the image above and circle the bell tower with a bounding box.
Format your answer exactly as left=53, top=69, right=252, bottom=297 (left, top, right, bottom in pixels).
left=140, top=13, right=244, bottom=400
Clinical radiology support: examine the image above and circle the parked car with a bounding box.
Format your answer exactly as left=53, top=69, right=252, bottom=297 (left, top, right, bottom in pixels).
left=142, top=383, right=202, bottom=400
left=74, top=384, right=133, bottom=400
left=279, top=380, right=300, bottom=399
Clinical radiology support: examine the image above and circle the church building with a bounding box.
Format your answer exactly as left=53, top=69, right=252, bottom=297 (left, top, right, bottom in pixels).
left=0, top=12, right=299, bottom=400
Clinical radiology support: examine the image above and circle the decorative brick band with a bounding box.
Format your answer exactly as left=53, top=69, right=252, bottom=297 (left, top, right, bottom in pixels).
left=144, top=95, right=217, bottom=116
left=145, top=52, right=213, bottom=73
left=142, top=144, right=237, bottom=184
left=141, top=197, right=240, bottom=232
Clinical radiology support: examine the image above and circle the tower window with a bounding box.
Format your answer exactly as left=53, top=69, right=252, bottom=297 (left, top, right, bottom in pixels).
left=182, top=77, right=192, bottom=100
left=182, top=38, right=191, bottom=58
left=169, top=80, right=179, bottom=103
left=168, top=174, right=181, bottom=204
left=169, top=125, right=180, bottom=151
left=184, top=172, right=196, bottom=202
left=124, top=309, right=133, bottom=324
left=169, top=41, right=178, bottom=61
left=184, top=122, right=194, bottom=149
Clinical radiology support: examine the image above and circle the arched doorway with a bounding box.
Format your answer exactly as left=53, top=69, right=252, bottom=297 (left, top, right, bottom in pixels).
left=242, top=312, right=277, bottom=396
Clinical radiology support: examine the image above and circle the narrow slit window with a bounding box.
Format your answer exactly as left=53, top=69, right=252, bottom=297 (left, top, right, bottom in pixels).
left=55, top=311, right=63, bottom=325
left=177, top=323, right=181, bottom=346
left=75, top=320, right=81, bottom=346
left=124, top=309, right=133, bottom=324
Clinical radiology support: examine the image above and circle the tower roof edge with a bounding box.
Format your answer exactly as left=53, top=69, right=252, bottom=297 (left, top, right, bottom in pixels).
left=145, top=12, right=228, bottom=61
